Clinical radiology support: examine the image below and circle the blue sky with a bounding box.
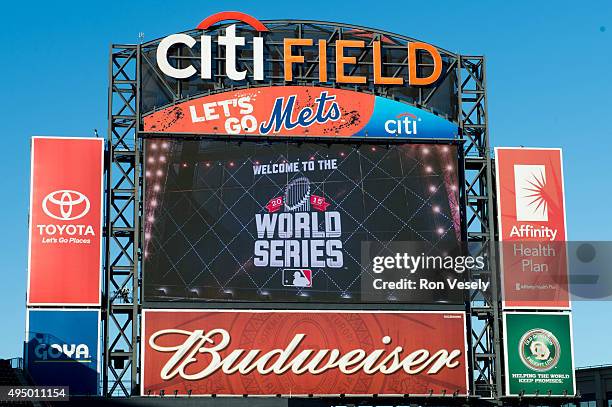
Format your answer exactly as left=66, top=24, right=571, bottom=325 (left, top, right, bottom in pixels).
left=1, top=0, right=611, bottom=367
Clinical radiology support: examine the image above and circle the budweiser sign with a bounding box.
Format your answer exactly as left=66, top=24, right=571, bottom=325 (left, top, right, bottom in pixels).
left=142, top=310, right=468, bottom=396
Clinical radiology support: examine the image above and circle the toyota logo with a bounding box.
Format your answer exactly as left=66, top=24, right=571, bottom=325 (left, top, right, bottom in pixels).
left=42, top=190, right=90, bottom=221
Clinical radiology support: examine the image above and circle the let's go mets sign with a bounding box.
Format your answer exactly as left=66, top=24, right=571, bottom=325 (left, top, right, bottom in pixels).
left=141, top=310, right=469, bottom=396
left=144, top=86, right=457, bottom=139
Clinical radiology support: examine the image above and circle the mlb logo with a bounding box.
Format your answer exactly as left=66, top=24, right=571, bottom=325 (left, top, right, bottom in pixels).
left=513, top=164, right=548, bottom=222
left=282, top=269, right=312, bottom=287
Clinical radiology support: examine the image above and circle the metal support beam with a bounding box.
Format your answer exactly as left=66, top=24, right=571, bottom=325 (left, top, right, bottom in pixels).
left=459, top=55, right=503, bottom=399
left=103, top=44, right=141, bottom=397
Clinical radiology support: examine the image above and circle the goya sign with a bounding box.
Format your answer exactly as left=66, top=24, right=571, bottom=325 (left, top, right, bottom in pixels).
left=144, top=86, right=457, bottom=138
left=156, top=11, right=443, bottom=86
left=503, top=312, right=575, bottom=396
left=142, top=310, right=469, bottom=396
left=26, top=309, right=100, bottom=395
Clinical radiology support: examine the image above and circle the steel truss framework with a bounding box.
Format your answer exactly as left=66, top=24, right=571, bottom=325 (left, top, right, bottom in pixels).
left=104, top=21, right=502, bottom=403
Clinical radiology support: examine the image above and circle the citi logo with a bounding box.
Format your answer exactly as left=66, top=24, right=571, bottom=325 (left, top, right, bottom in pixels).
left=42, top=190, right=90, bottom=221
left=34, top=343, right=90, bottom=362
left=384, top=112, right=419, bottom=135
left=157, top=11, right=267, bottom=81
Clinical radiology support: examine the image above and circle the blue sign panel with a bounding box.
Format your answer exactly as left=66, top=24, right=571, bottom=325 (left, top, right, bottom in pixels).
left=355, top=96, right=458, bottom=139
left=26, top=309, right=99, bottom=395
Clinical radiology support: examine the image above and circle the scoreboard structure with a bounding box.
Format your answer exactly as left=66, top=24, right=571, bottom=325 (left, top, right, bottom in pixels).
left=103, top=11, right=500, bottom=403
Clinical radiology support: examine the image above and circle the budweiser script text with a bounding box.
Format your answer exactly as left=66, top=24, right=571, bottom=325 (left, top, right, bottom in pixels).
left=148, top=329, right=463, bottom=380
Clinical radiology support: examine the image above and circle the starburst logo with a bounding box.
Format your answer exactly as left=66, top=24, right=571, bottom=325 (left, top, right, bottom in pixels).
left=514, top=164, right=549, bottom=221
left=522, top=168, right=547, bottom=216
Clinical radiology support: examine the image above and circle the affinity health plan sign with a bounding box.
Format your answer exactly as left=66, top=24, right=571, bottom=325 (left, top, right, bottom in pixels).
left=503, top=312, right=575, bottom=396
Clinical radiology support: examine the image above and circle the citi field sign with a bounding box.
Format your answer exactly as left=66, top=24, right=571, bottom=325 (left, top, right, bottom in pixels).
left=146, top=11, right=458, bottom=139
left=157, top=11, right=442, bottom=85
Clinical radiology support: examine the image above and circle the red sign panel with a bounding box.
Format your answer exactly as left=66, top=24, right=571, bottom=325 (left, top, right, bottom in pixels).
left=144, top=86, right=373, bottom=136
left=495, top=148, right=569, bottom=309
left=27, top=137, right=104, bottom=305
left=142, top=310, right=468, bottom=396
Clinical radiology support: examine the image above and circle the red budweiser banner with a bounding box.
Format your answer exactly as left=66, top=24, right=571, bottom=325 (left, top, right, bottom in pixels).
left=495, top=148, right=569, bottom=309
left=141, top=310, right=468, bottom=396
left=27, top=137, right=104, bottom=305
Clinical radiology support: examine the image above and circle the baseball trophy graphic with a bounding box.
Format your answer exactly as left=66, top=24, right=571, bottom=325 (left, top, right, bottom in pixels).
left=284, top=176, right=311, bottom=212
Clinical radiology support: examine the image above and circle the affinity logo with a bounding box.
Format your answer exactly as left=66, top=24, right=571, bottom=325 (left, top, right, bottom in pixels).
left=42, top=190, right=90, bottom=221
left=513, top=165, right=548, bottom=222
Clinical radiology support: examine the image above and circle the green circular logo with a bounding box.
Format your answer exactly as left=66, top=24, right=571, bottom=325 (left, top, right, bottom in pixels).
left=518, top=328, right=560, bottom=372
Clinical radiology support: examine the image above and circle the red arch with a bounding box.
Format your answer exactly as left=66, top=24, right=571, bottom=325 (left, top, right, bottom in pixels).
left=397, top=112, right=417, bottom=119
left=196, top=11, right=269, bottom=32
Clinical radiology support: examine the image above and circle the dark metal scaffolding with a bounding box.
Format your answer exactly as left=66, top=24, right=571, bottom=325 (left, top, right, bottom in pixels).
left=104, top=44, right=141, bottom=396
left=104, top=21, right=501, bottom=402
left=459, top=56, right=502, bottom=399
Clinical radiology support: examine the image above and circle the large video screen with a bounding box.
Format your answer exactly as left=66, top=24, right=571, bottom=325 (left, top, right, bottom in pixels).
left=143, top=139, right=462, bottom=303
